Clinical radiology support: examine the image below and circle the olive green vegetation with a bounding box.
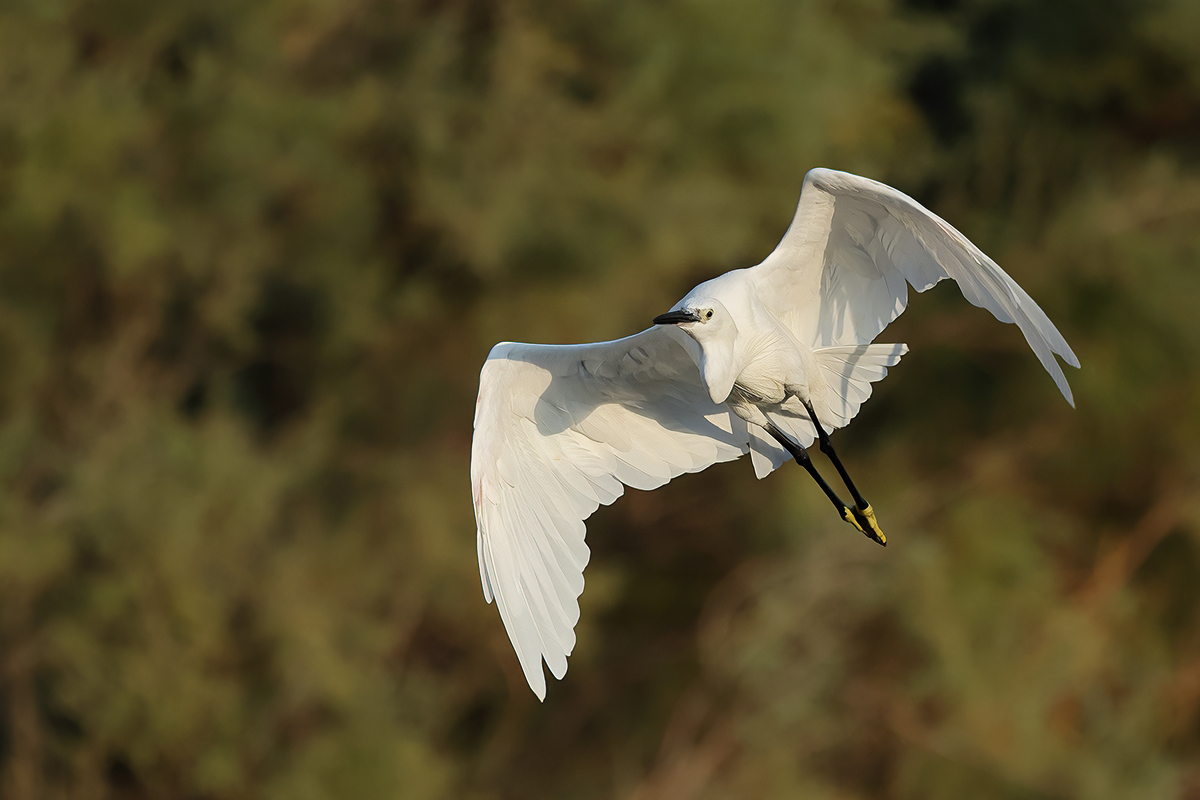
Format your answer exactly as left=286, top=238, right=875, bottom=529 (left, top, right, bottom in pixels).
left=1, top=0, right=1199, bottom=797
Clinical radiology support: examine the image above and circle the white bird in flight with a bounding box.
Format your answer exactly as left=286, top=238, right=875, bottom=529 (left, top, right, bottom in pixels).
left=471, top=168, right=1078, bottom=699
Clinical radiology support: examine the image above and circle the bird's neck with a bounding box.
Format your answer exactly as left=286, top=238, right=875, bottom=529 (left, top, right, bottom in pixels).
left=698, top=340, right=740, bottom=405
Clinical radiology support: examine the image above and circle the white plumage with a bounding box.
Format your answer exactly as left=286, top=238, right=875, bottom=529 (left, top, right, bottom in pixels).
left=471, top=168, right=1079, bottom=699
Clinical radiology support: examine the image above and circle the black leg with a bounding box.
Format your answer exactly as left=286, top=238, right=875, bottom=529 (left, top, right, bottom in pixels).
left=765, top=424, right=847, bottom=512
left=797, top=400, right=886, bottom=546
left=765, top=423, right=885, bottom=546
left=801, top=399, right=868, bottom=508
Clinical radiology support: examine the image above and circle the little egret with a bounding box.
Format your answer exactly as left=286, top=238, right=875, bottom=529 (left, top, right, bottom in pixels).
left=472, top=168, right=1078, bottom=699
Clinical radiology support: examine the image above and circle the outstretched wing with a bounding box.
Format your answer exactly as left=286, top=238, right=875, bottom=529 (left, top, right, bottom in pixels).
left=471, top=326, right=749, bottom=699
left=751, top=168, right=1079, bottom=405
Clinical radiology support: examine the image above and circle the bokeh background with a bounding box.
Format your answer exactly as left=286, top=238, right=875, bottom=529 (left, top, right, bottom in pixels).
left=2, top=0, right=1199, bottom=798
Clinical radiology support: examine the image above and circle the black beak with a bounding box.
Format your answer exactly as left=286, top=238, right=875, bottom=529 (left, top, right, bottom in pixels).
left=653, top=309, right=701, bottom=325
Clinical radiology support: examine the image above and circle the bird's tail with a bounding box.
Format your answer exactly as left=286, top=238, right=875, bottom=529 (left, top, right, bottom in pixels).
left=811, top=343, right=908, bottom=429
left=746, top=343, right=907, bottom=479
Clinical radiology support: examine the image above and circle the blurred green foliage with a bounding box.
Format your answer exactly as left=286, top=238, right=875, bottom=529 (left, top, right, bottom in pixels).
left=1, top=0, right=1199, bottom=798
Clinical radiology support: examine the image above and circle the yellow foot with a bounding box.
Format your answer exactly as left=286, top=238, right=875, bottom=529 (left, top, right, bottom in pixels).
left=842, top=504, right=886, bottom=546
left=853, top=504, right=886, bottom=546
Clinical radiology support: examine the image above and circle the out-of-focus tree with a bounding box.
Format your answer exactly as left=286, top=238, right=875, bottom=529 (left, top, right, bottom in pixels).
left=0, top=0, right=1198, bottom=798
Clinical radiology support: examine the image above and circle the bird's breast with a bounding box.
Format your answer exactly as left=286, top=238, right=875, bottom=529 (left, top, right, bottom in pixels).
left=731, top=358, right=789, bottom=406
left=728, top=329, right=814, bottom=408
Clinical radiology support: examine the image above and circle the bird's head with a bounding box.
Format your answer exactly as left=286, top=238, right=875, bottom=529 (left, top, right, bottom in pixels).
left=653, top=298, right=739, bottom=403
left=652, top=298, right=733, bottom=343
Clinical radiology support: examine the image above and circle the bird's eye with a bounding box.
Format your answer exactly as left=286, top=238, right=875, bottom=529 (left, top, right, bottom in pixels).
left=704, top=309, right=714, bottom=320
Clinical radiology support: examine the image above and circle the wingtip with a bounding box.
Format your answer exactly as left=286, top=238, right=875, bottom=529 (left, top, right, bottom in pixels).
left=1050, top=353, right=1077, bottom=407
left=476, top=528, right=495, bottom=604
left=1057, top=375, right=1076, bottom=408
left=522, top=660, right=548, bottom=701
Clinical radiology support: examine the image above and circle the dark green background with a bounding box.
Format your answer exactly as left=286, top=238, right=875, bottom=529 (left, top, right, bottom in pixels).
left=1, top=0, right=1199, bottom=797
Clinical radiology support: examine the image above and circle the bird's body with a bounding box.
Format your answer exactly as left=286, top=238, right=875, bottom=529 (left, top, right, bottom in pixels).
left=471, top=169, right=1079, bottom=699
left=671, top=271, right=859, bottom=430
